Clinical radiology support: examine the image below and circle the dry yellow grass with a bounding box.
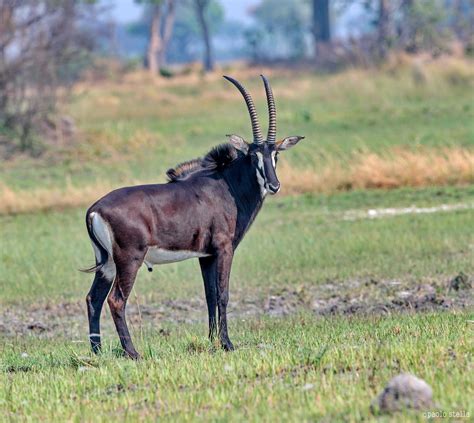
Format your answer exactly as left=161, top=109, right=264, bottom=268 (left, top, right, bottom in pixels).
left=0, top=181, right=116, bottom=216
left=279, top=147, right=474, bottom=195
left=1, top=147, right=472, bottom=216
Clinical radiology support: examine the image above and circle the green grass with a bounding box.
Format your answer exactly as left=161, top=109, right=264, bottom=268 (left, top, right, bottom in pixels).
left=1, top=186, right=473, bottom=305
left=1, top=313, right=472, bottom=421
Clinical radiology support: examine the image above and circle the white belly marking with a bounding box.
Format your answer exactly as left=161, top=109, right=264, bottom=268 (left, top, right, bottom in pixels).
left=144, top=247, right=209, bottom=267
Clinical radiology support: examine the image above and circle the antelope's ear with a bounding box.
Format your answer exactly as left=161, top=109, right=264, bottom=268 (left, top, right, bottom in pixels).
left=227, top=134, right=249, bottom=154
left=276, top=136, right=305, bottom=151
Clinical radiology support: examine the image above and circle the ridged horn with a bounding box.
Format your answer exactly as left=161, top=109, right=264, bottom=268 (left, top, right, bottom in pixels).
left=260, top=74, right=276, bottom=144
left=223, top=75, right=263, bottom=145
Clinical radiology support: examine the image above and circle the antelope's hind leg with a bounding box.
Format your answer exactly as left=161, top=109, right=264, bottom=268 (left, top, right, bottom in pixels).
left=86, top=272, right=113, bottom=354
left=107, top=255, right=144, bottom=360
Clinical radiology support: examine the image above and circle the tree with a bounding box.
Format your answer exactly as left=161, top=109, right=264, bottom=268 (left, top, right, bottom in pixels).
left=312, top=0, right=331, bottom=48
left=162, top=3, right=201, bottom=63
left=337, top=0, right=455, bottom=60
left=136, top=0, right=176, bottom=74
left=194, top=0, right=214, bottom=72
left=130, top=0, right=223, bottom=67
left=377, top=0, right=393, bottom=59
left=449, top=0, right=473, bottom=44
left=0, top=0, right=98, bottom=153
left=398, top=0, right=451, bottom=54
left=250, top=0, right=311, bottom=61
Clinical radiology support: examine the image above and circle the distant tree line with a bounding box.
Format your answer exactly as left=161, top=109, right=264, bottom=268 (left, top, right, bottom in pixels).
left=245, top=0, right=473, bottom=64
left=131, top=0, right=473, bottom=74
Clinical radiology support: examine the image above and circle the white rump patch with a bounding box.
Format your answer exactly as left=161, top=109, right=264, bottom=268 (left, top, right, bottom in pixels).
left=144, top=247, right=209, bottom=269
left=90, top=212, right=116, bottom=281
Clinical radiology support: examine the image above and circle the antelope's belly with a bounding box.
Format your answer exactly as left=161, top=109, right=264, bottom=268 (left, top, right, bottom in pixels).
left=144, top=247, right=209, bottom=267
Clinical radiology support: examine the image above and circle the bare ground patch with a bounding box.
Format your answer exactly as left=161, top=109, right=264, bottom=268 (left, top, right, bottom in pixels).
left=0, top=274, right=471, bottom=340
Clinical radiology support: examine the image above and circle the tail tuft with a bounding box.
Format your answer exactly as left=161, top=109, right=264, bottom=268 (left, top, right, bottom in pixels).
left=79, top=263, right=104, bottom=274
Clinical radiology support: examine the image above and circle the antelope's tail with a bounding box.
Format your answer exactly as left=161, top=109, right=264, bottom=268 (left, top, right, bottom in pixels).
left=80, top=211, right=116, bottom=281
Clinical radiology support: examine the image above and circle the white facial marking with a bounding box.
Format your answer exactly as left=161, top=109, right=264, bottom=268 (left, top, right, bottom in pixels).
left=90, top=212, right=117, bottom=281
left=256, top=152, right=264, bottom=171
left=271, top=151, right=276, bottom=169
left=255, top=152, right=267, bottom=197
left=144, top=247, right=209, bottom=267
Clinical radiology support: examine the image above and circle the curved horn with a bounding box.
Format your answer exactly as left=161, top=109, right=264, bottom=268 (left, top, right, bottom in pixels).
left=223, top=75, right=263, bottom=145
left=260, top=74, right=276, bottom=144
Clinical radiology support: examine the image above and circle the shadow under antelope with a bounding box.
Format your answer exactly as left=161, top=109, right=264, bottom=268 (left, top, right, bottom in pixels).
left=82, top=75, right=305, bottom=359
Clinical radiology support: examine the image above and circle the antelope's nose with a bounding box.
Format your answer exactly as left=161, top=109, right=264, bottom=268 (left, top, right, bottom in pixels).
left=268, top=183, right=280, bottom=194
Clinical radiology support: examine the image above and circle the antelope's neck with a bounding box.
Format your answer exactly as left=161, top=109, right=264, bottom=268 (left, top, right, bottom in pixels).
left=224, top=158, right=265, bottom=247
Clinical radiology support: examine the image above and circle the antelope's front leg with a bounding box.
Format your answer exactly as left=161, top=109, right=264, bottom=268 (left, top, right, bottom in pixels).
left=199, top=256, right=218, bottom=341
left=216, top=244, right=234, bottom=351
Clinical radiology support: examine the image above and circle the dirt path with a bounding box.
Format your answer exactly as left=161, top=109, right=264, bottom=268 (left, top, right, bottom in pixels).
left=0, top=274, right=471, bottom=340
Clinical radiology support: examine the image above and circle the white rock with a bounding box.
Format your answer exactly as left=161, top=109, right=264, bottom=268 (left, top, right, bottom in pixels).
left=372, top=373, right=433, bottom=413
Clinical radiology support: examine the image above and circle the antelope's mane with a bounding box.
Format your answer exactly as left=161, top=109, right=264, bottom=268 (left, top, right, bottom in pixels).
left=166, top=143, right=239, bottom=182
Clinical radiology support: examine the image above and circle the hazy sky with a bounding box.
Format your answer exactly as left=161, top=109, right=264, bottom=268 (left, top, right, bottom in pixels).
left=107, top=0, right=258, bottom=23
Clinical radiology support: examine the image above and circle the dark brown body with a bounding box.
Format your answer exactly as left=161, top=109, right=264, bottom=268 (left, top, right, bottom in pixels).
left=85, top=154, right=264, bottom=358
left=83, top=75, right=304, bottom=359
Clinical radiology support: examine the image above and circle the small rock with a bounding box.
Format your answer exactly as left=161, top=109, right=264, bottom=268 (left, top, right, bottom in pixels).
left=20, top=352, right=28, bottom=358
left=371, top=373, right=433, bottom=414
left=302, top=383, right=315, bottom=391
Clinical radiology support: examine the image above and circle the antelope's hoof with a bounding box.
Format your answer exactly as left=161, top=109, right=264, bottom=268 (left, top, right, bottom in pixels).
left=126, top=351, right=142, bottom=360
left=221, top=339, right=235, bottom=352
left=91, top=344, right=102, bottom=355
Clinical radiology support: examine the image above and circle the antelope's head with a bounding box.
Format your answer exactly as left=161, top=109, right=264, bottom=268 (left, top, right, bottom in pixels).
left=224, top=75, right=304, bottom=195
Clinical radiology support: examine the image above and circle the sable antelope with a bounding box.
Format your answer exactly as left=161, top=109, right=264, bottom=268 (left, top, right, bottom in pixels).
left=83, top=75, right=304, bottom=359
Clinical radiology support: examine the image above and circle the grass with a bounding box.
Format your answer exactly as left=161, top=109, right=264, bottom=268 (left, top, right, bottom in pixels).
left=1, top=59, right=473, bottom=420
left=1, top=313, right=472, bottom=421
left=1, top=185, right=472, bottom=304
left=0, top=56, right=473, bottom=213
